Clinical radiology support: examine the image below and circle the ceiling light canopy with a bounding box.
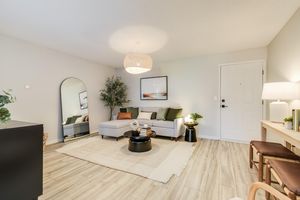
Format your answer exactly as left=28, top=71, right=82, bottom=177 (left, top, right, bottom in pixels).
left=109, top=26, right=168, bottom=54
left=123, top=53, right=152, bottom=74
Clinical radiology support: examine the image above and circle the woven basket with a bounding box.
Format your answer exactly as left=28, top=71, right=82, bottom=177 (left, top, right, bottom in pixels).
left=43, top=133, right=48, bottom=150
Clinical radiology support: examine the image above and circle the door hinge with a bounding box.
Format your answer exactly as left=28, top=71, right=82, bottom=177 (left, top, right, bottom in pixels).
left=262, top=70, right=264, bottom=75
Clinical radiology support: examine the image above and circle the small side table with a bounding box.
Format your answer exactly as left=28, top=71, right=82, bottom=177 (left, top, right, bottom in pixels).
left=184, top=122, right=198, bottom=142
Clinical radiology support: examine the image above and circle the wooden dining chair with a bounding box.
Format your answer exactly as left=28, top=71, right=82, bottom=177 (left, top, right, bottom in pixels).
left=248, top=182, right=290, bottom=200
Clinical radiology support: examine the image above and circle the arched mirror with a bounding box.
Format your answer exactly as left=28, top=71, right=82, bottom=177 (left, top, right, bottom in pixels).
left=60, top=77, right=90, bottom=142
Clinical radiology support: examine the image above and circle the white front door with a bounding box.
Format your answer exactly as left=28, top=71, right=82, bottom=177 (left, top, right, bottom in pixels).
left=220, top=61, right=263, bottom=142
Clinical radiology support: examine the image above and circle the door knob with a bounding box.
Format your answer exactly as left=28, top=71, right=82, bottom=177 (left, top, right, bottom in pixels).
left=221, top=105, right=228, bottom=108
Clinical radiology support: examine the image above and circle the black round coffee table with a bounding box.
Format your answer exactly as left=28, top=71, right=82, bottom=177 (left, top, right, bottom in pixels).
left=128, top=136, right=152, bottom=152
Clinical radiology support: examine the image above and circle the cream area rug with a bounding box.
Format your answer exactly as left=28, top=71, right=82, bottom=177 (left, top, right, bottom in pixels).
left=56, top=136, right=196, bottom=183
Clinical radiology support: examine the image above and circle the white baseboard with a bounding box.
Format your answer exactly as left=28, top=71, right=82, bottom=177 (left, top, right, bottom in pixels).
left=199, top=135, right=220, bottom=140
left=198, top=135, right=250, bottom=144
left=47, top=137, right=63, bottom=145
left=219, top=138, right=249, bottom=144
left=46, top=131, right=99, bottom=146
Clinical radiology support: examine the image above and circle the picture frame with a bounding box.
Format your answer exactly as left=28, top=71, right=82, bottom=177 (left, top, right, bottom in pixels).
left=79, top=91, right=88, bottom=109
left=140, top=76, right=168, bottom=100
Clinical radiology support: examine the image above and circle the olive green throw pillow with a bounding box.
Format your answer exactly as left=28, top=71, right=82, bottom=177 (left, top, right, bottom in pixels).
left=127, top=107, right=139, bottom=119
left=156, top=108, right=169, bottom=120
left=151, top=112, right=157, bottom=119
left=120, top=107, right=127, bottom=113
left=66, top=117, right=73, bottom=124
left=66, top=115, right=81, bottom=124
left=166, top=108, right=182, bottom=121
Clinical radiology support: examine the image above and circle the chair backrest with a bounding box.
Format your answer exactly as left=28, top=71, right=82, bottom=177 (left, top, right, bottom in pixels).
left=248, top=182, right=290, bottom=200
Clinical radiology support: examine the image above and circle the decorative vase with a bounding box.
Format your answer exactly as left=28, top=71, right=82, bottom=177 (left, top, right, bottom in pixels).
left=131, top=130, right=140, bottom=137
left=284, top=121, right=293, bottom=130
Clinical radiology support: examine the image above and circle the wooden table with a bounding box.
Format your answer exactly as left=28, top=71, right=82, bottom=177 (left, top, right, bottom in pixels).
left=261, top=120, right=300, bottom=149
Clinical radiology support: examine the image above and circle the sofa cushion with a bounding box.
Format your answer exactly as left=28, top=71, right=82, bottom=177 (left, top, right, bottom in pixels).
left=137, top=112, right=152, bottom=120
left=139, top=111, right=156, bottom=119
left=120, top=107, right=127, bottom=113
left=156, top=108, right=169, bottom=120
left=119, top=107, right=139, bottom=119
left=117, top=112, right=132, bottom=120
left=152, top=120, right=174, bottom=129
left=66, top=117, right=73, bottom=124
left=75, top=116, right=85, bottom=123
left=127, top=107, right=139, bottom=119
left=137, top=119, right=153, bottom=126
left=99, top=120, right=131, bottom=129
left=151, top=112, right=157, bottom=119
left=66, top=115, right=82, bottom=124
left=166, top=108, right=182, bottom=121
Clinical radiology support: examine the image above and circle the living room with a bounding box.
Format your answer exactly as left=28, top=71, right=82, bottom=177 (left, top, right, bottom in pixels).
left=1, top=1, right=300, bottom=200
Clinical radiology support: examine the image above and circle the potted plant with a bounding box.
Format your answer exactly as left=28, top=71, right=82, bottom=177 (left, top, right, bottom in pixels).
left=190, top=113, right=203, bottom=124
left=185, top=113, right=203, bottom=126
left=99, top=76, right=129, bottom=120
left=0, top=90, right=16, bottom=123
left=284, top=116, right=293, bottom=130
left=130, top=120, right=140, bottom=136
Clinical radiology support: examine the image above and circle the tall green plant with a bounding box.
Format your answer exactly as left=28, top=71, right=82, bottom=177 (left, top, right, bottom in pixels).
left=100, top=76, right=129, bottom=120
left=0, top=90, right=16, bottom=123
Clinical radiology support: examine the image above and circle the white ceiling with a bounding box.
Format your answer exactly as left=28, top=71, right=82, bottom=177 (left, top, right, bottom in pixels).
left=0, top=0, right=299, bottom=67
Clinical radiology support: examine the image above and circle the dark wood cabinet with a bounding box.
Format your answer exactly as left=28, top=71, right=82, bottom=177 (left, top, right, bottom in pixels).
left=0, top=121, right=43, bottom=200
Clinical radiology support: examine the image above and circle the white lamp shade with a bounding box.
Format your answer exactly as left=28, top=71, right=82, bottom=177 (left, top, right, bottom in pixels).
left=123, top=53, right=152, bottom=74
left=262, top=82, right=300, bottom=100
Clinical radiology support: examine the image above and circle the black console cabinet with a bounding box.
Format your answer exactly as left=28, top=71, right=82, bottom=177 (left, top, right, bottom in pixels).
left=0, top=121, right=43, bottom=200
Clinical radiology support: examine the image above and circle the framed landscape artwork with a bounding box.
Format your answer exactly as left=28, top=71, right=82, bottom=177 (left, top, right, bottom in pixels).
left=140, top=76, right=168, bottom=100
left=79, top=91, right=88, bottom=109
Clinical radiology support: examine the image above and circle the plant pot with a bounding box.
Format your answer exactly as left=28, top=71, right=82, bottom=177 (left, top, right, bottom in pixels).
left=284, top=121, right=293, bottom=130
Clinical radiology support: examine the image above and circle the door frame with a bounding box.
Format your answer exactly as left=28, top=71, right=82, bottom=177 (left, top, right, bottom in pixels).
left=217, top=59, right=266, bottom=143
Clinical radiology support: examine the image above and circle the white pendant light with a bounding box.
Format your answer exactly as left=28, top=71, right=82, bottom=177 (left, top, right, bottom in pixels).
left=123, top=53, right=152, bottom=74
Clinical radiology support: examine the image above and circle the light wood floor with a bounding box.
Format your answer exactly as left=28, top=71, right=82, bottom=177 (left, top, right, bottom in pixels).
left=40, top=138, right=264, bottom=200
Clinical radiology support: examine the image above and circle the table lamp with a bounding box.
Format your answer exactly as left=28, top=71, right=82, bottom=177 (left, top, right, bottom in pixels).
left=262, top=82, right=300, bottom=122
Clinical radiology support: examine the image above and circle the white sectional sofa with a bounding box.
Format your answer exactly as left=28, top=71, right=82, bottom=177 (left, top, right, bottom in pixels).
left=63, top=121, right=89, bottom=137
left=99, top=107, right=185, bottom=141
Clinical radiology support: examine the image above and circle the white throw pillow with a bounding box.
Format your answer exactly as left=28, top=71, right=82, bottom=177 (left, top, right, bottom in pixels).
left=75, top=116, right=84, bottom=123
left=137, top=112, right=152, bottom=120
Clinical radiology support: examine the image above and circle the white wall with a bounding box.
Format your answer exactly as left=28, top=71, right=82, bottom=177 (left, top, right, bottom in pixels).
left=268, top=8, right=300, bottom=83
left=267, top=8, right=300, bottom=112
left=266, top=8, right=300, bottom=144
left=117, top=47, right=267, bottom=139
left=0, top=35, right=114, bottom=144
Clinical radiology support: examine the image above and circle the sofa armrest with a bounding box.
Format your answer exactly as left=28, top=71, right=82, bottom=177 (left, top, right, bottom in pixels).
left=174, top=118, right=185, bottom=137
